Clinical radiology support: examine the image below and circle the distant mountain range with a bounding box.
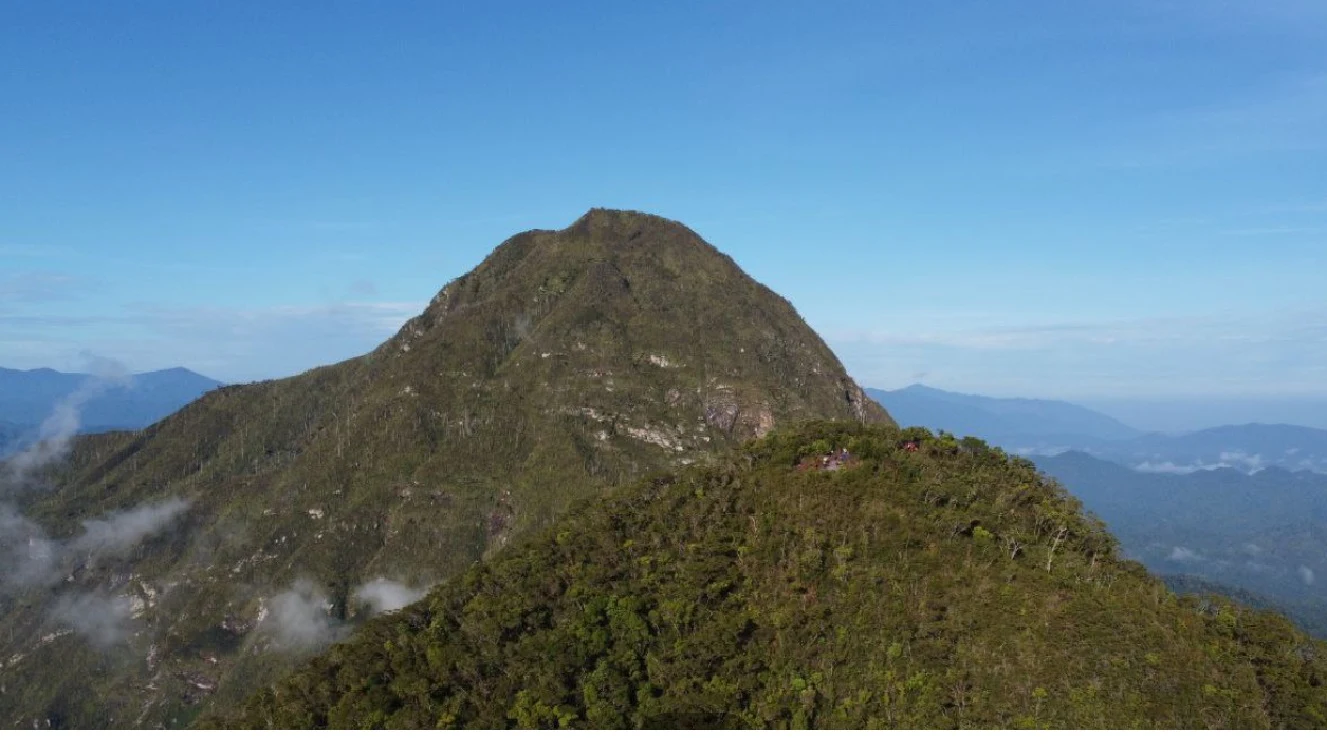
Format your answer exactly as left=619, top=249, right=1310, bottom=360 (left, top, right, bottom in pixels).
left=1033, top=450, right=1327, bottom=637
left=1118, top=424, right=1327, bottom=474
left=868, top=384, right=1140, bottom=448
left=0, top=366, right=222, bottom=454
left=867, top=384, right=1327, bottom=474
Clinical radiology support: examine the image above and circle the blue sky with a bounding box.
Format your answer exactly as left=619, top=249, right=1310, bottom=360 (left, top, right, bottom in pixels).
left=2, top=0, right=1325, bottom=407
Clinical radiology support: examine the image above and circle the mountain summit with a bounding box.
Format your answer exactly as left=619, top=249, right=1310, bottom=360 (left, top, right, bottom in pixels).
left=373, top=208, right=886, bottom=442
left=0, top=210, right=889, bottom=728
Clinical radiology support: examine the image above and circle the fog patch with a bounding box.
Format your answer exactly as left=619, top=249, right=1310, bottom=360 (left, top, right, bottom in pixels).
left=0, top=503, right=60, bottom=588
left=0, top=498, right=191, bottom=593
left=1217, top=451, right=1265, bottom=473
left=51, top=592, right=134, bottom=648
left=3, top=360, right=132, bottom=488
left=262, top=580, right=347, bottom=650
left=1167, top=546, right=1203, bottom=563
left=353, top=578, right=428, bottom=615
left=71, top=497, right=190, bottom=555
left=1134, top=461, right=1227, bottom=474
left=1132, top=450, right=1269, bottom=475
left=1300, top=566, right=1316, bottom=586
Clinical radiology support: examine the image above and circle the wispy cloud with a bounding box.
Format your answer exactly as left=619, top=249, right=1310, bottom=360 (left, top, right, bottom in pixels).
left=836, top=308, right=1327, bottom=351
left=1067, top=71, right=1327, bottom=171
left=1218, top=226, right=1327, bottom=236
left=0, top=498, right=191, bottom=592
left=352, top=578, right=429, bottom=615
left=261, top=580, right=347, bottom=651
left=1168, top=546, right=1204, bottom=563
left=833, top=306, right=1327, bottom=398
left=4, top=362, right=131, bottom=485
left=1157, top=0, right=1327, bottom=33
left=51, top=592, right=135, bottom=648
left=0, top=243, right=71, bottom=259
left=348, top=279, right=378, bottom=296
left=0, top=271, right=87, bottom=304
left=0, top=300, right=423, bottom=382
left=300, top=220, right=382, bottom=232
left=1247, top=198, right=1327, bottom=215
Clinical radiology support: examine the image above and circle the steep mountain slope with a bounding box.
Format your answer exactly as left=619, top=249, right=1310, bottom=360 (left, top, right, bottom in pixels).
left=867, top=384, right=1140, bottom=452
left=1032, top=451, right=1327, bottom=636
left=0, top=209, right=889, bottom=728
left=219, top=423, right=1327, bottom=729
left=0, top=366, right=222, bottom=431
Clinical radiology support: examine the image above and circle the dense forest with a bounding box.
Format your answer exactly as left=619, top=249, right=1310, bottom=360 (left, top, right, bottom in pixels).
left=216, top=423, right=1327, bottom=729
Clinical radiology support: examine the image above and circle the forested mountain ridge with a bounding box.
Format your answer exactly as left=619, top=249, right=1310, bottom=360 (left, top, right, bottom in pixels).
left=0, top=209, right=889, bottom=728
left=217, top=423, right=1327, bottom=729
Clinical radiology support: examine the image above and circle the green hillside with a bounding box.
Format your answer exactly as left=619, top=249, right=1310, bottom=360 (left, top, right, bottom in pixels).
left=0, top=210, right=889, bottom=728
left=220, top=423, right=1327, bottom=729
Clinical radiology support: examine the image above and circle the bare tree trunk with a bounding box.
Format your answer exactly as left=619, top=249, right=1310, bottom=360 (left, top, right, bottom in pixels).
left=1045, top=526, right=1068, bottom=572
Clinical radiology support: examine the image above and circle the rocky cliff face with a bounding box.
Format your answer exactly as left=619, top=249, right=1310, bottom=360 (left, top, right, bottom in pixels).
left=0, top=209, right=890, bottom=728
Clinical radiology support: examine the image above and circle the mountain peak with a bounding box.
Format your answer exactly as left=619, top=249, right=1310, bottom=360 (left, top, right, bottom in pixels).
left=568, top=207, right=690, bottom=233
left=394, top=210, right=888, bottom=426
left=0, top=210, right=890, bottom=727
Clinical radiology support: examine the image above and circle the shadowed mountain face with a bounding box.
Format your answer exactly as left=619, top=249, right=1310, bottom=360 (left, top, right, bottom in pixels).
left=0, top=209, right=890, bottom=728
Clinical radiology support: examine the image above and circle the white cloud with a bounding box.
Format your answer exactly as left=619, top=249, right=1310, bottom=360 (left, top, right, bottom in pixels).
left=1168, top=546, right=1204, bottom=563
left=4, top=366, right=131, bottom=486
left=1135, top=461, right=1228, bottom=474
left=262, top=580, right=347, bottom=651
left=71, top=497, right=191, bottom=555
left=352, top=578, right=428, bottom=615
left=0, top=498, right=191, bottom=593
left=51, top=592, right=135, bottom=648
left=0, top=271, right=86, bottom=304
left=1072, top=71, right=1327, bottom=171
left=832, top=305, right=1327, bottom=398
